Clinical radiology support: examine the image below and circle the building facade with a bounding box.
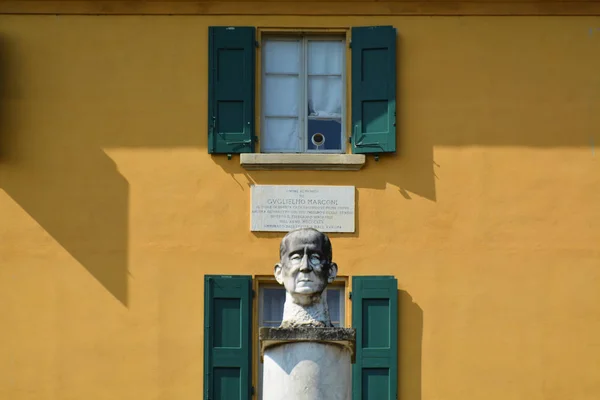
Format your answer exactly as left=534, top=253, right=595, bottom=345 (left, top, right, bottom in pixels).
left=1, top=1, right=600, bottom=399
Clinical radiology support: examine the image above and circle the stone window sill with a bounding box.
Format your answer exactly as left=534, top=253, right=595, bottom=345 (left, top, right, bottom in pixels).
left=240, top=153, right=366, bottom=171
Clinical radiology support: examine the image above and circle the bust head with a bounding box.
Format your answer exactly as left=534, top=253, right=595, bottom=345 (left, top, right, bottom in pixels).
left=274, top=228, right=338, bottom=307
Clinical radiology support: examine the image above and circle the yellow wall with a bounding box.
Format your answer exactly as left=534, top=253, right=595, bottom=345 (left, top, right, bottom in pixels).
left=1, top=13, right=600, bottom=400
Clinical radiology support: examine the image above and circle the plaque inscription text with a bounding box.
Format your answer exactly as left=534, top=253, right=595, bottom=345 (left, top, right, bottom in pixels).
left=251, top=185, right=355, bottom=233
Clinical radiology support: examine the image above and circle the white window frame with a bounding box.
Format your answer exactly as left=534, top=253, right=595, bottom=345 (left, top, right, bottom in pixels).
left=260, top=35, right=346, bottom=154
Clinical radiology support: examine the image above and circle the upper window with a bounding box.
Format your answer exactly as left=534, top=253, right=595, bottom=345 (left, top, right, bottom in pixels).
left=261, top=36, right=345, bottom=154
left=207, top=26, right=397, bottom=157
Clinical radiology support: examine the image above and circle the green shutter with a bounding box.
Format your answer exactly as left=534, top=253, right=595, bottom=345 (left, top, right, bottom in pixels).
left=208, top=27, right=255, bottom=154
left=351, top=26, right=397, bottom=154
left=352, top=276, right=398, bottom=400
left=204, top=275, right=252, bottom=400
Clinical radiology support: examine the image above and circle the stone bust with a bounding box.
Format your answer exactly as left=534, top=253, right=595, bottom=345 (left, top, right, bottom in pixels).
left=274, top=228, right=338, bottom=328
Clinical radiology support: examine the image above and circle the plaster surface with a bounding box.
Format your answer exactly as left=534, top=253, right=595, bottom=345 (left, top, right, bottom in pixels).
left=263, top=342, right=352, bottom=400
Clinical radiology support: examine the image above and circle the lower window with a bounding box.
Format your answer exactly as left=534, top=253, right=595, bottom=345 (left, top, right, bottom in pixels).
left=261, top=35, right=346, bottom=153
left=203, top=275, right=398, bottom=400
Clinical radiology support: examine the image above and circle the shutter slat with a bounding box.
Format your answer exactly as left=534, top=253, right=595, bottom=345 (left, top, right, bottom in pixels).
left=352, top=276, right=398, bottom=400
left=351, top=26, right=397, bottom=154
left=208, top=27, right=255, bottom=154
left=204, top=275, right=252, bottom=400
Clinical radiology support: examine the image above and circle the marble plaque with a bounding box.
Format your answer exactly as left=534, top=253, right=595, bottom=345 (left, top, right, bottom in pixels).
left=251, top=185, right=355, bottom=233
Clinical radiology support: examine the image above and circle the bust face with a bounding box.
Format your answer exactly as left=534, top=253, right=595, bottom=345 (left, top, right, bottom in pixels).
left=274, top=229, right=337, bottom=302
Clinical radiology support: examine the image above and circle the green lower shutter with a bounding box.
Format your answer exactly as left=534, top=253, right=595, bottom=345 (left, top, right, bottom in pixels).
left=204, top=275, right=252, bottom=400
left=208, top=27, right=255, bottom=154
left=351, top=26, right=397, bottom=154
left=352, top=276, right=398, bottom=400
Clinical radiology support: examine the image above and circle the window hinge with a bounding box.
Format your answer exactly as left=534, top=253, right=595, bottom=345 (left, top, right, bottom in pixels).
left=349, top=40, right=352, bottom=49
left=348, top=136, right=352, bottom=144
left=349, top=291, right=352, bottom=300
left=255, top=40, right=260, bottom=48
left=252, top=290, right=256, bottom=298
left=251, top=386, right=256, bottom=396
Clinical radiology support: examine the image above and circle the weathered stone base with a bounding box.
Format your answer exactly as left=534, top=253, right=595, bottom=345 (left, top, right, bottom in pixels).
left=260, top=327, right=356, bottom=400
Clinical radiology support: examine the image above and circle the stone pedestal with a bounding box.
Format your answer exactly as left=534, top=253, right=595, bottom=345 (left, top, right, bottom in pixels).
left=259, top=327, right=356, bottom=400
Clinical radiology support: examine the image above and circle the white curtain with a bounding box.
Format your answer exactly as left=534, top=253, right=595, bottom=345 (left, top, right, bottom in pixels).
left=262, top=40, right=301, bottom=152
left=261, top=288, right=285, bottom=327
left=307, top=41, right=343, bottom=120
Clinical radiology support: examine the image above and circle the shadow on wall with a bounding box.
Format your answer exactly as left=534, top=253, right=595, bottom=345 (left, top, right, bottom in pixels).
left=398, top=290, right=423, bottom=400
left=0, top=37, right=131, bottom=305
left=0, top=32, right=201, bottom=307
left=0, top=36, right=8, bottom=162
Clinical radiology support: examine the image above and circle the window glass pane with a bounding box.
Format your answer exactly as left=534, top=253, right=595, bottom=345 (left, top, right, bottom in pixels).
left=307, top=118, right=342, bottom=151
left=262, top=118, right=300, bottom=152
left=264, top=40, right=301, bottom=74
left=326, top=288, right=343, bottom=327
left=262, top=288, right=285, bottom=327
left=307, top=75, right=343, bottom=151
left=263, top=75, right=299, bottom=117
left=307, top=40, right=344, bottom=75
left=308, top=76, right=342, bottom=117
